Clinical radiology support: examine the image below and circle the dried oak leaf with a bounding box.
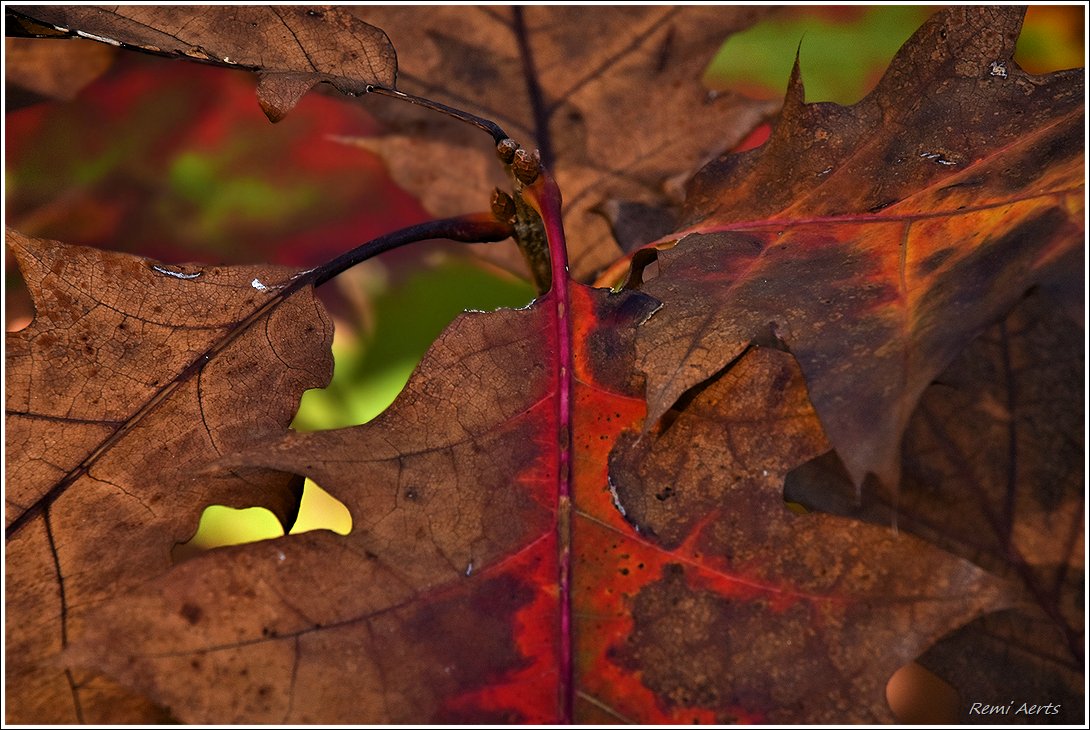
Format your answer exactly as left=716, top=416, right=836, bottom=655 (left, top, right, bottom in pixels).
left=599, top=347, right=1013, bottom=723
left=342, top=5, right=779, bottom=281
left=7, top=5, right=396, bottom=121
left=4, top=230, right=333, bottom=723
left=632, top=5, right=1084, bottom=489
left=13, top=6, right=1051, bottom=724
left=785, top=290, right=1084, bottom=723
left=62, top=271, right=1011, bottom=722
left=63, top=309, right=1011, bottom=727
left=62, top=281, right=657, bottom=723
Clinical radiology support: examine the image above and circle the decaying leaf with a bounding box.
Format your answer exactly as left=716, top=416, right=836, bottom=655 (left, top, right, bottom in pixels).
left=5, top=231, right=333, bottom=722
left=786, top=292, right=1083, bottom=585
left=61, top=286, right=1015, bottom=723
left=7, top=6, right=397, bottom=120
left=632, top=5, right=1084, bottom=489
left=63, top=280, right=659, bottom=723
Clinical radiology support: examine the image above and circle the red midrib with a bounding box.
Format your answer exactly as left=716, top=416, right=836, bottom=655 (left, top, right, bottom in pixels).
left=531, top=171, right=575, bottom=723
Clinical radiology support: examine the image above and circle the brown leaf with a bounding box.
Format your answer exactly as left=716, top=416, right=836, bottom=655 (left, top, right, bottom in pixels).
left=5, top=7, right=1074, bottom=724
left=632, top=6, right=1084, bottom=488
left=787, top=292, right=1084, bottom=581
left=60, top=284, right=640, bottom=723
left=61, top=311, right=1014, bottom=722
left=784, top=290, right=1085, bottom=720
left=346, top=6, right=778, bottom=281
left=4, top=37, right=115, bottom=104
left=4, top=230, right=332, bottom=722
left=8, top=6, right=397, bottom=121
left=601, top=347, right=1014, bottom=722
left=917, top=611, right=1084, bottom=725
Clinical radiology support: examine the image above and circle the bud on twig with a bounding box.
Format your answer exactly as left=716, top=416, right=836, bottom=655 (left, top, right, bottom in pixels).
left=490, top=188, right=517, bottom=224
left=513, top=147, right=541, bottom=185
left=496, top=138, right=519, bottom=164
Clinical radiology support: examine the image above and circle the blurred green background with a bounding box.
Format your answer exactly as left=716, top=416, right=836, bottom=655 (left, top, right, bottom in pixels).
left=706, top=5, right=1084, bottom=102
left=5, top=5, right=1084, bottom=554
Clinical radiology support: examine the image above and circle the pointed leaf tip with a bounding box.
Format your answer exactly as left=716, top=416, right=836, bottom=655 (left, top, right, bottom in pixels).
left=9, top=6, right=398, bottom=121
left=257, top=73, right=320, bottom=123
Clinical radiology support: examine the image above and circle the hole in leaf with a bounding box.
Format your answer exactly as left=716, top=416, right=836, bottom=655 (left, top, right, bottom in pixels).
left=172, top=504, right=282, bottom=563
left=886, top=660, right=960, bottom=724
left=5, top=252, right=33, bottom=332
left=172, top=479, right=352, bottom=563
left=294, top=254, right=534, bottom=432
left=622, top=247, right=659, bottom=290
left=290, top=478, right=352, bottom=535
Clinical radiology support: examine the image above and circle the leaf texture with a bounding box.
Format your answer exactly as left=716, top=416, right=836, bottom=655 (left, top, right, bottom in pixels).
left=4, top=5, right=1082, bottom=725
left=4, top=231, right=332, bottom=722
left=64, top=281, right=660, bottom=722
left=343, top=5, right=779, bottom=282
left=8, top=6, right=397, bottom=120
left=633, top=6, right=1084, bottom=489
left=586, top=347, right=1012, bottom=723
left=785, top=290, right=1085, bottom=723
left=62, top=279, right=1016, bottom=723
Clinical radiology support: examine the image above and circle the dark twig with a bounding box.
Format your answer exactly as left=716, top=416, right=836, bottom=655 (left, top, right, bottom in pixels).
left=5, top=215, right=513, bottom=541
left=366, top=85, right=510, bottom=144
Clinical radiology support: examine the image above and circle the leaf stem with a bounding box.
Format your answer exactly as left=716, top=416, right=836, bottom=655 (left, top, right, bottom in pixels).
left=312, top=214, right=512, bottom=286
left=365, top=85, right=510, bottom=143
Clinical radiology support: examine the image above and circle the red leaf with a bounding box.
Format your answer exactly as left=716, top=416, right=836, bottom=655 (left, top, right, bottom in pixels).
left=631, top=6, right=1084, bottom=488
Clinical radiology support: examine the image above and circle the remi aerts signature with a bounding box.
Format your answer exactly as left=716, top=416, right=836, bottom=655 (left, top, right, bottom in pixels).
left=968, top=701, right=1062, bottom=717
